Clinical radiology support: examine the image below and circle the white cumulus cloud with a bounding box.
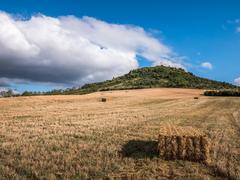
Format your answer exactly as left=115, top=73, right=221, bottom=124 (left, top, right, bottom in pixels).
left=234, top=77, right=240, bottom=86
left=0, top=11, right=184, bottom=87
left=200, top=62, right=213, bottom=70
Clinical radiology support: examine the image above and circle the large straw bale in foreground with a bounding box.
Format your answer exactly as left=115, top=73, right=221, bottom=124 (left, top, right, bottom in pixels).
left=158, top=124, right=209, bottom=163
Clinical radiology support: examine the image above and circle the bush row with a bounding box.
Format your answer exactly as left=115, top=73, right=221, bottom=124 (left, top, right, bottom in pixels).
left=204, top=90, right=240, bottom=96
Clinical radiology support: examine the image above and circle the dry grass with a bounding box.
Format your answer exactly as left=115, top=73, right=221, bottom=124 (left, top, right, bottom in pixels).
left=0, top=88, right=239, bottom=179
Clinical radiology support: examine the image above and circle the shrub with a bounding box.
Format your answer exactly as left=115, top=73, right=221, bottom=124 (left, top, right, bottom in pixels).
left=204, top=90, right=240, bottom=96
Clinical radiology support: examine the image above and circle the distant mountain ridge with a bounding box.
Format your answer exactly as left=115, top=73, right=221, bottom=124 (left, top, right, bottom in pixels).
left=45, top=65, right=236, bottom=95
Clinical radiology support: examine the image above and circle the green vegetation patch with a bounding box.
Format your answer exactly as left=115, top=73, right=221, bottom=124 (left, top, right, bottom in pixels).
left=204, top=90, right=240, bottom=96
left=21, top=66, right=237, bottom=96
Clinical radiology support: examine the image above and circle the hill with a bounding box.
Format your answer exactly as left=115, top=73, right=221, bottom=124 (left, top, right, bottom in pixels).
left=21, top=65, right=237, bottom=96
left=57, top=66, right=236, bottom=95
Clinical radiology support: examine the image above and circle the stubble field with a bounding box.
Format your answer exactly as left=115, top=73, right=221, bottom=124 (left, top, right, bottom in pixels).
left=0, top=88, right=239, bottom=179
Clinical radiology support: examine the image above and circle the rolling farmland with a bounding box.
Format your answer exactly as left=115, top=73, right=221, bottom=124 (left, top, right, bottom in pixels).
left=0, top=88, right=239, bottom=179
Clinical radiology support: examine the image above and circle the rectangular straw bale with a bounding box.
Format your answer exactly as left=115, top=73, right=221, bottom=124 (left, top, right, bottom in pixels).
left=176, top=136, right=185, bottom=159
left=193, top=137, right=201, bottom=160
left=186, top=137, right=195, bottom=161
left=158, top=135, right=165, bottom=158
left=171, top=137, right=178, bottom=159
left=158, top=123, right=209, bottom=163
left=200, top=136, right=210, bottom=162
left=165, top=136, right=172, bottom=159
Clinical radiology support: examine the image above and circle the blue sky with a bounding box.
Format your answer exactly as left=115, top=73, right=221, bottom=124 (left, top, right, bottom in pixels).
left=0, top=0, right=240, bottom=92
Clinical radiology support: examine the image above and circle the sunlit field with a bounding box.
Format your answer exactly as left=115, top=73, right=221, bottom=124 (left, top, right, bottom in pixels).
left=0, top=88, right=239, bottom=179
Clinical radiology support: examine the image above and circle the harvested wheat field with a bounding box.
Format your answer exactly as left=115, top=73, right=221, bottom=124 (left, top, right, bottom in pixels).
left=0, top=88, right=240, bottom=179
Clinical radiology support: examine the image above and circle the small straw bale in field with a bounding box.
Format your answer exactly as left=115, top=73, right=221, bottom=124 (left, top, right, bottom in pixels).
left=158, top=124, right=210, bottom=164
left=101, top=97, right=107, bottom=102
